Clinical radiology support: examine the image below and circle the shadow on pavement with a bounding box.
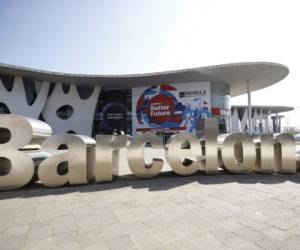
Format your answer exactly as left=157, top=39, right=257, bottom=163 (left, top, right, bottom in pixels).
left=1, top=171, right=300, bottom=200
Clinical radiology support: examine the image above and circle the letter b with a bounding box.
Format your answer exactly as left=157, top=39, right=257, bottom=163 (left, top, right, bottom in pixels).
left=0, top=114, right=52, bottom=190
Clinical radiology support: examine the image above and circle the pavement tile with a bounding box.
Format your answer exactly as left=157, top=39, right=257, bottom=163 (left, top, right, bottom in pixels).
left=235, top=227, right=266, bottom=242
left=278, top=235, right=300, bottom=250
left=153, top=227, right=181, bottom=243
left=79, top=233, right=109, bottom=250
left=255, top=235, right=281, bottom=249
left=166, top=237, right=197, bottom=250
left=130, top=230, right=167, bottom=250
left=107, top=234, right=137, bottom=250
left=263, top=226, right=292, bottom=241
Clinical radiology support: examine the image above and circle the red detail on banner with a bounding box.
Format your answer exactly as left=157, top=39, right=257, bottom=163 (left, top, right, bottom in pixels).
left=160, top=85, right=176, bottom=91
left=136, top=127, right=187, bottom=132
left=211, top=107, right=221, bottom=115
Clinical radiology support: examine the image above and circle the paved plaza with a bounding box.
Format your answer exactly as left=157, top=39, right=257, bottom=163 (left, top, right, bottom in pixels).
left=1, top=150, right=300, bottom=250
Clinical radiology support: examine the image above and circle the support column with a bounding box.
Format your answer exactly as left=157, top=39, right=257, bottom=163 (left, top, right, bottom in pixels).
left=278, top=116, right=282, bottom=132
left=275, top=112, right=279, bottom=133
left=272, top=116, right=276, bottom=133
left=247, top=80, right=252, bottom=135
left=259, top=108, right=263, bottom=133
left=266, top=110, right=271, bottom=133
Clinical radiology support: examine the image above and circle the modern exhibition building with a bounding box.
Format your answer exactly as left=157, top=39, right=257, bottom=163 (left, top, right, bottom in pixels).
left=0, top=62, right=290, bottom=138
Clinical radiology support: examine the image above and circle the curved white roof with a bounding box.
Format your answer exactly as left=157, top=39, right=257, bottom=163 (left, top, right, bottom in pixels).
left=232, top=105, right=294, bottom=113
left=0, top=62, right=289, bottom=97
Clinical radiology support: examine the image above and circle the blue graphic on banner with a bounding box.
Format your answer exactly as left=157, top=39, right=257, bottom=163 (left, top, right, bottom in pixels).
left=183, top=97, right=211, bottom=132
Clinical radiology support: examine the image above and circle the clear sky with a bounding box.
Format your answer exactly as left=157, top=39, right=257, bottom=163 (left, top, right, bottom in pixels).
left=0, top=0, right=299, bottom=127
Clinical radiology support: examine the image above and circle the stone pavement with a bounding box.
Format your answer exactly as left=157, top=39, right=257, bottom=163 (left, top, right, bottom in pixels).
left=1, top=172, right=300, bottom=250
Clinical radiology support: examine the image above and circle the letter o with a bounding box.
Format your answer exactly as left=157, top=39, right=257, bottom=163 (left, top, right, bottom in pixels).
left=219, top=133, right=256, bottom=174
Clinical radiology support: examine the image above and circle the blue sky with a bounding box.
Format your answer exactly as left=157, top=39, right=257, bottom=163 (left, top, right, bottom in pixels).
left=0, top=0, right=191, bottom=74
left=0, top=0, right=299, bottom=127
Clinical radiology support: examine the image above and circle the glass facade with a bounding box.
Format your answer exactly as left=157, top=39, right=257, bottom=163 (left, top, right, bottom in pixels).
left=211, top=82, right=231, bottom=133
left=92, top=89, right=131, bottom=136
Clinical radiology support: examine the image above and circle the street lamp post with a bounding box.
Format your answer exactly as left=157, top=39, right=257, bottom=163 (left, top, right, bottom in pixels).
left=247, top=80, right=252, bottom=135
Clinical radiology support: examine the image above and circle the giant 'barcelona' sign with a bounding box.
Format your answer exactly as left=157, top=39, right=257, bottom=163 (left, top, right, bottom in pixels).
left=0, top=114, right=298, bottom=191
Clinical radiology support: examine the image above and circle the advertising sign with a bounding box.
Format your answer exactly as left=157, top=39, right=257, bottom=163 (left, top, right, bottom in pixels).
left=132, top=82, right=211, bottom=135
left=101, top=90, right=127, bottom=134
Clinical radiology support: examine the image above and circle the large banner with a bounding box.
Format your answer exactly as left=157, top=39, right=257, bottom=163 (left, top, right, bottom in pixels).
left=101, top=90, right=127, bottom=134
left=132, top=82, right=211, bottom=135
